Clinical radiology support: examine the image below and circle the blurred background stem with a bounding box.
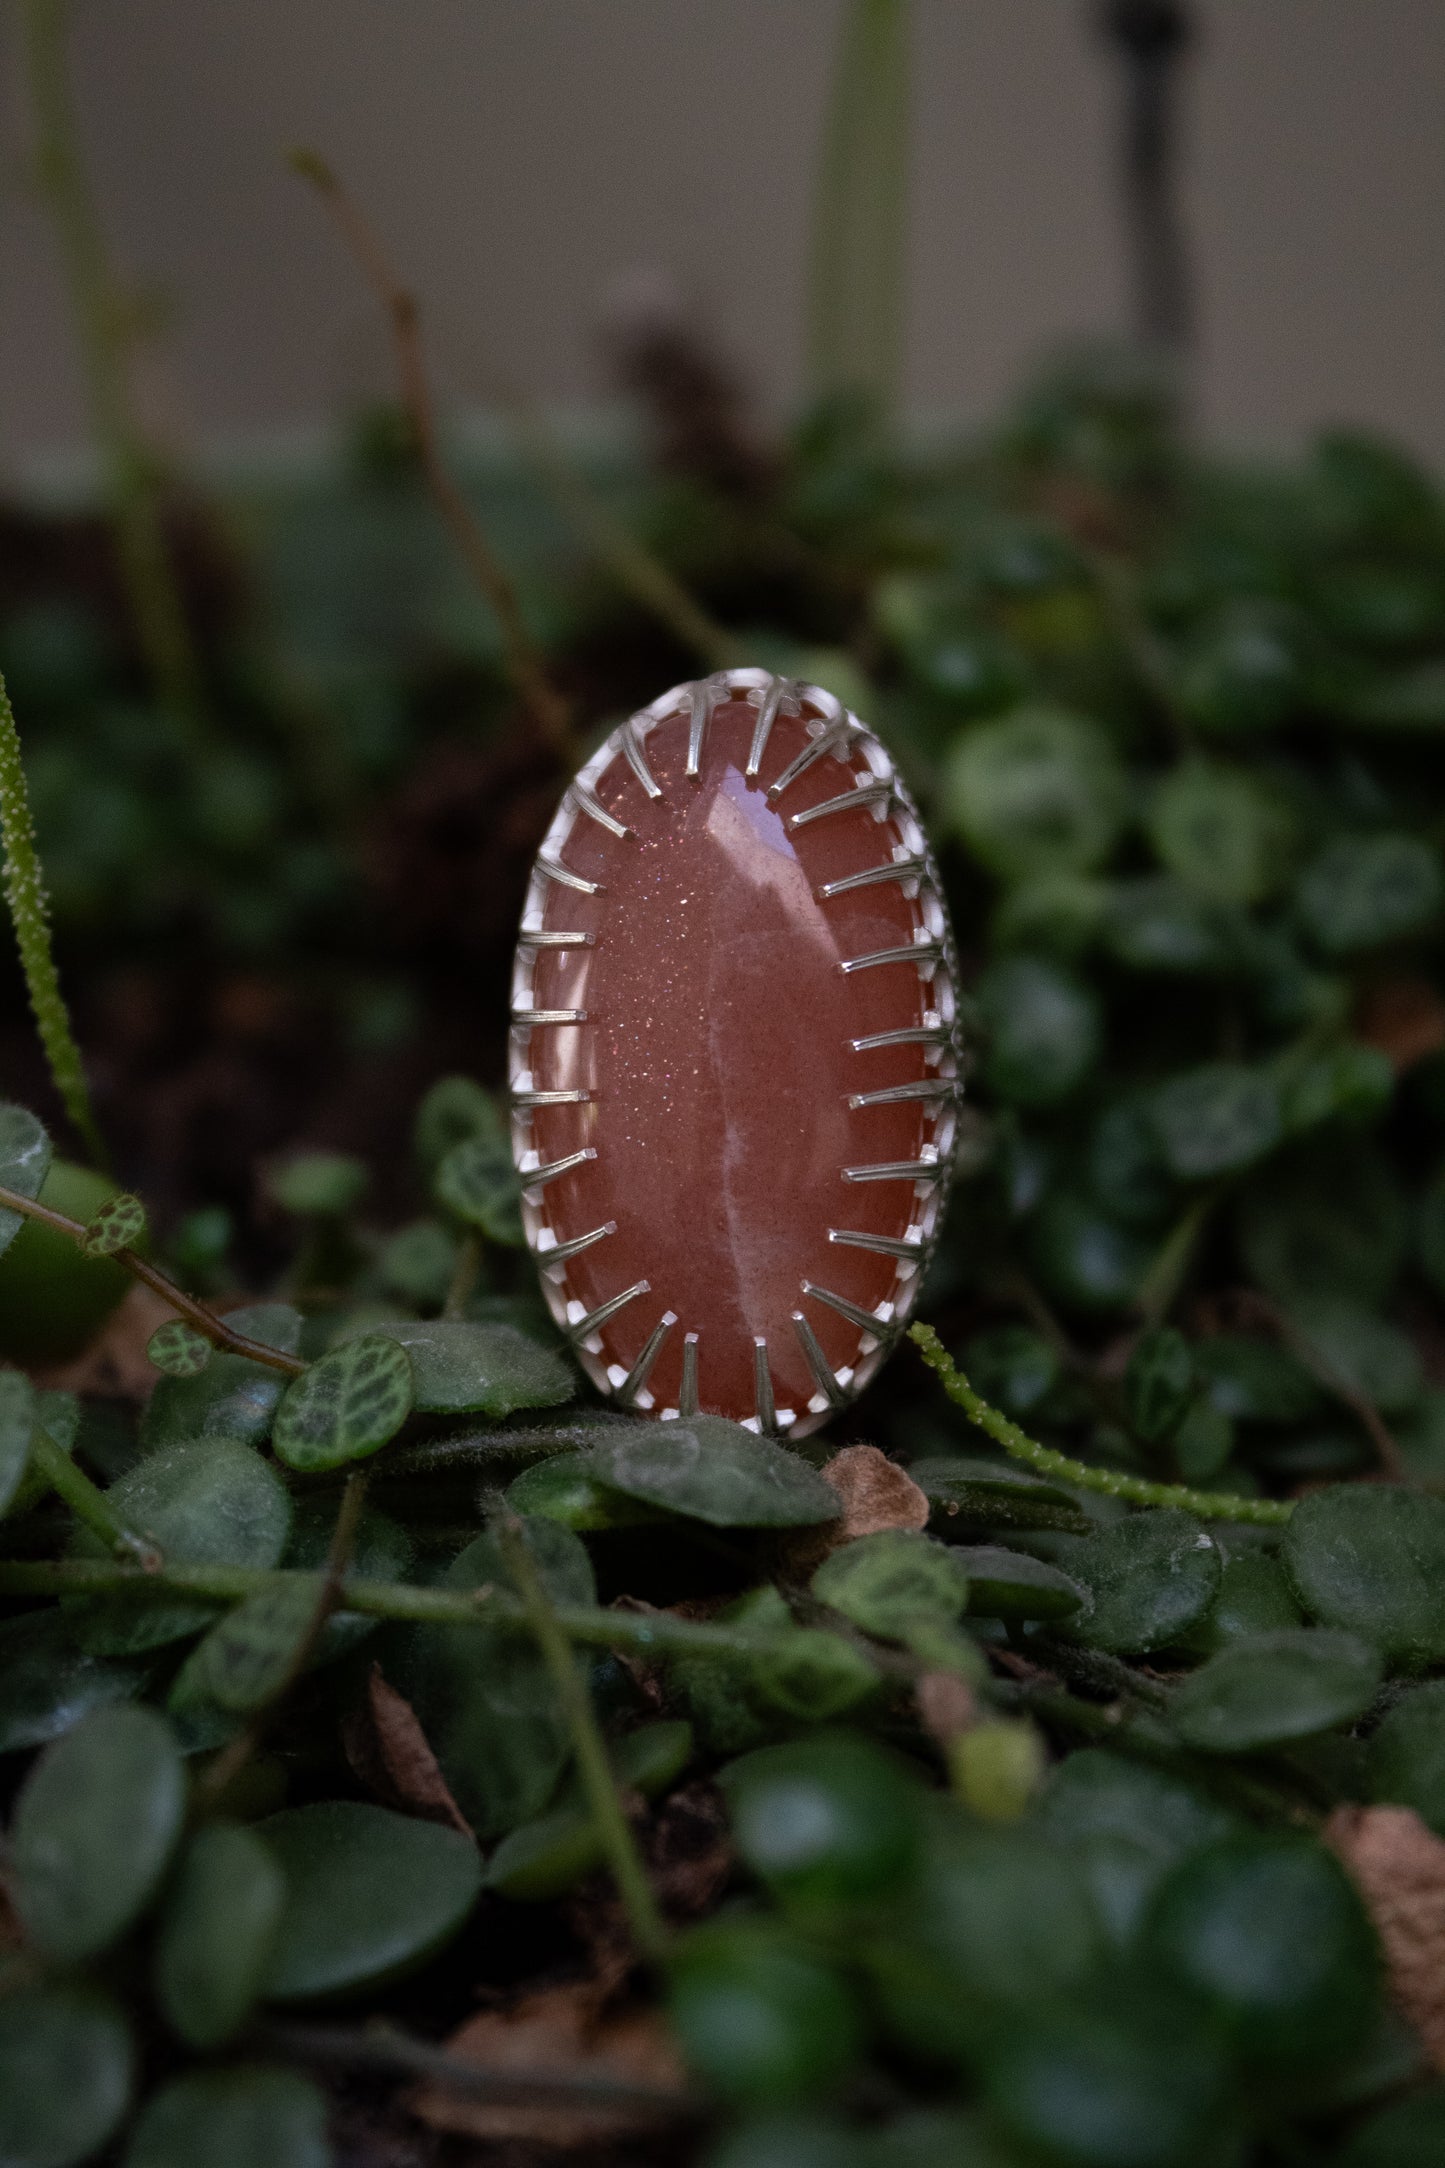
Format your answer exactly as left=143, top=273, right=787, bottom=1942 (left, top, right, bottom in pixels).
left=21, top=0, right=208, bottom=743
left=806, top=0, right=912, bottom=425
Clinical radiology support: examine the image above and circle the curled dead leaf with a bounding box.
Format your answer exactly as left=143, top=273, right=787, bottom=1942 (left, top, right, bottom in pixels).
left=342, top=1663, right=472, bottom=1836
left=1326, top=1803, right=1445, bottom=2070
left=408, top=1982, right=693, bottom=2147
left=787, top=1444, right=930, bottom=1575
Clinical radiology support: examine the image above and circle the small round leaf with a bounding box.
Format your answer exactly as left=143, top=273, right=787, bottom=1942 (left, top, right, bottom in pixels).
left=122, top=2066, right=330, bottom=2168
left=147, top=1320, right=213, bottom=1378
left=1151, top=1064, right=1282, bottom=1180
left=1058, top=1511, right=1221, bottom=1655
left=0, top=1982, right=132, bottom=2168
left=10, top=1704, right=185, bottom=1963
left=79, top=1193, right=146, bottom=1258
left=1284, top=1484, right=1445, bottom=1667
left=153, top=1824, right=287, bottom=2050
left=360, top=1318, right=572, bottom=1417
left=590, top=1417, right=841, bottom=1528
left=257, top=1800, right=481, bottom=2000
left=272, top=1335, right=414, bottom=1473
left=67, top=1442, right=293, bottom=1655
left=812, top=1531, right=969, bottom=1640
left=1170, top=1630, right=1381, bottom=1753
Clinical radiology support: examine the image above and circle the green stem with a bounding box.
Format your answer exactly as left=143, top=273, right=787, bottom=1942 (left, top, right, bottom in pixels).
left=806, top=0, right=911, bottom=419
left=22, top=0, right=206, bottom=736
left=27, top=1425, right=159, bottom=1567
left=910, top=1322, right=1292, bottom=1527
left=0, top=670, right=108, bottom=1168
left=0, top=1182, right=304, bottom=1377
left=0, top=1557, right=798, bottom=1663
left=500, top=1518, right=668, bottom=1963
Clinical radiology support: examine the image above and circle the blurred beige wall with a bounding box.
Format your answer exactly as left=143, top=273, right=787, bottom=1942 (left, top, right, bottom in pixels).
left=1, top=0, right=1443, bottom=475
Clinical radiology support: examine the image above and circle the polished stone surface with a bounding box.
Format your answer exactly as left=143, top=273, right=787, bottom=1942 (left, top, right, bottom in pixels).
left=511, top=672, right=959, bottom=1436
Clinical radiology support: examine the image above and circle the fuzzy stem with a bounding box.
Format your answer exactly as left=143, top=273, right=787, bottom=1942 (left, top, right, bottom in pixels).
left=27, top=1425, right=160, bottom=1567
left=806, top=0, right=912, bottom=419
left=0, top=1181, right=305, bottom=1377
left=910, top=1322, right=1293, bottom=1527
left=0, top=1557, right=807, bottom=1665
left=199, top=1471, right=370, bottom=1805
left=0, top=669, right=108, bottom=1168
left=500, top=1517, right=668, bottom=1962
left=21, top=0, right=205, bottom=735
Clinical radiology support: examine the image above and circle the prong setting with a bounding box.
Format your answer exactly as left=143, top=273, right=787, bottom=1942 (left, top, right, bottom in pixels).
left=512, top=667, right=962, bottom=1435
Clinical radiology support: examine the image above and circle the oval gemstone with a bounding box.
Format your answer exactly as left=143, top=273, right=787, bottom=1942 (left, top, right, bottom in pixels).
left=510, top=669, right=961, bottom=1437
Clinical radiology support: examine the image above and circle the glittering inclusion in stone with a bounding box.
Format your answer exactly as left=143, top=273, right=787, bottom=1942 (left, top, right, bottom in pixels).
left=510, top=669, right=961, bottom=1437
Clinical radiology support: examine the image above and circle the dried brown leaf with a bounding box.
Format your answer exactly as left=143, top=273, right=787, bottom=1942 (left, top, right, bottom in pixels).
left=408, top=1982, right=691, bottom=2148
left=342, top=1663, right=472, bottom=1836
left=1326, top=1803, right=1445, bottom=2069
left=786, top=1444, right=930, bottom=1577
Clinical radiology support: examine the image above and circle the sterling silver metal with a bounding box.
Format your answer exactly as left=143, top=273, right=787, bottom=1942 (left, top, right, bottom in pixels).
left=512, top=666, right=964, bottom=1439
left=829, top=1227, right=926, bottom=1259
left=540, top=1221, right=616, bottom=1265
left=789, top=780, right=896, bottom=829
left=569, top=1279, right=650, bottom=1346
left=537, top=855, right=602, bottom=896
left=766, top=714, right=857, bottom=802
left=570, top=785, right=631, bottom=840
left=752, top=1337, right=777, bottom=1433
left=818, top=855, right=929, bottom=900
left=521, top=1146, right=597, bottom=1192
left=792, top=1310, right=850, bottom=1410
left=802, top=1280, right=893, bottom=1341
left=840, top=938, right=946, bottom=976
left=843, top=1153, right=945, bottom=1184
left=619, top=1311, right=676, bottom=1406
left=679, top=1332, right=701, bottom=1416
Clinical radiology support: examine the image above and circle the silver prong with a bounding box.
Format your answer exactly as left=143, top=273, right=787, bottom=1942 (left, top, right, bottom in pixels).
left=840, top=939, right=944, bottom=976
left=789, top=781, right=895, bottom=830
left=679, top=1332, right=700, bottom=1415
left=819, top=855, right=929, bottom=901
left=850, top=1022, right=951, bottom=1052
left=519, top=928, right=595, bottom=951
left=686, top=680, right=719, bottom=778
left=792, top=1310, right=849, bottom=1408
left=844, top=1154, right=945, bottom=1185
left=753, top=1337, right=777, bottom=1432
left=619, top=1310, right=676, bottom=1404
left=521, top=1146, right=597, bottom=1192
left=766, top=717, right=856, bottom=802
left=848, top=1079, right=957, bottom=1110
left=829, top=1227, right=926, bottom=1260
left=570, top=785, right=631, bottom=840
left=537, top=855, right=601, bottom=896
left=513, top=1088, right=592, bottom=1109
left=569, top=1279, right=650, bottom=1345
left=512, top=1008, right=588, bottom=1027
left=746, top=677, right=793, bottom=777
left=622, top=720, right=663, bottom=800
left=541, top=1220, right=616, bottom=1265
left=802, top=1280, right=892, bottom=1340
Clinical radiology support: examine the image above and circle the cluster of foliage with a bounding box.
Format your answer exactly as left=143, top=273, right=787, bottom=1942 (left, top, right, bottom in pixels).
left=7, top=346, right=1445, bottom=2168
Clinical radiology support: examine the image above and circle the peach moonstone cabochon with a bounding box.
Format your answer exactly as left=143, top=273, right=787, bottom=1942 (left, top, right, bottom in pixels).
left=510, top=669, right=962, bottom=1438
